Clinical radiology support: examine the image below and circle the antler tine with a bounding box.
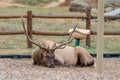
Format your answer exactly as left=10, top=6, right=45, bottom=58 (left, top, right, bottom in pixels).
left=54, top=19, right=78, bottom=50
left=21, top=14, right=42, bottom=49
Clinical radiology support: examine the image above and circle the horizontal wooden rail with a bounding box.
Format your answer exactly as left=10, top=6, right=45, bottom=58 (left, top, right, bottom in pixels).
left=32, top=14, right=87, bottom=19
left=0, top=31, right=25, bottom=35
left=91, top=15, right=120, bottom=19
left=33, top=30, right=69, bottom=36
left=91, top=31, right=120, bottom=35
left=0, top=10, right=120, bottom=48
left=0, top=14, right=87, bottom=19
left=0, top=15, right=27, bottom=19
left=0, top=14, right=120, bottom=20
left=0, top=30, right=69, bottom=36
left=0, top=30, right=120, bottom=35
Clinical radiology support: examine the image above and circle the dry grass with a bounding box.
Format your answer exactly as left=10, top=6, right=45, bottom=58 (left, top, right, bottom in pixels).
left=0, top=3, right=120, bottom=54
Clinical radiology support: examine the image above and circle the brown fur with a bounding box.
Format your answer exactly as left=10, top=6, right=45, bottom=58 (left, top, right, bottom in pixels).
left=32, top=40, right=56, bottom=68
left=32, top=40, right=94, bottom=67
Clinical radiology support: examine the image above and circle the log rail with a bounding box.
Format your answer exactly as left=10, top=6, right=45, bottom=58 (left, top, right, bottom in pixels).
left=0, top=10, right=120, bottom=48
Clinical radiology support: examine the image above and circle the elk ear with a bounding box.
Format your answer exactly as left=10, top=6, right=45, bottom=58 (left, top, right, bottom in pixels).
left=52, top=43, right=56, bottom=50
left=39, top=42, right=47, bottom=49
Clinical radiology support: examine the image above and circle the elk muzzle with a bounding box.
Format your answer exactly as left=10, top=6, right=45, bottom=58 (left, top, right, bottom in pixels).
left=42, top=55, right=55, bottom=68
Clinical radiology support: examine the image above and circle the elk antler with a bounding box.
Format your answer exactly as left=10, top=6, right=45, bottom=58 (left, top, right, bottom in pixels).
left=21, top=14, right=45, bottom=49
left=21, top=14, right=77, bottom=50
left=54, top=19, right=78, bottom=50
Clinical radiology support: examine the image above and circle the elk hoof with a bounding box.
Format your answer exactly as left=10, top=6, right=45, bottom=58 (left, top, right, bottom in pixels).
left=86, top=59, right=94, bottom=66
left=80, top=59, right=94, bottom=67
left=33, top=61, right=37, bottom=65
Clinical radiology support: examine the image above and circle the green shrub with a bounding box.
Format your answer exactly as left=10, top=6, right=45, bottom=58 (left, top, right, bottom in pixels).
left=13, top=0, right=36, bottom=5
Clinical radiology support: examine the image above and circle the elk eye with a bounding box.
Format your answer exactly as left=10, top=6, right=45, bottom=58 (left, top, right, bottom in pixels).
left=45, top=56, right=51, bottom=59
left=51, top=49, right=55, bottom=52
left=52, top=55, right=55, bottom=58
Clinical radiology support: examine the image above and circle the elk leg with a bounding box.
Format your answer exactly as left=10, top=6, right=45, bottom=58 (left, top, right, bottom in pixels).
left=35, top=56, right=42, bottom=66
left=55, top=56, right=64, bottom=65
left=75, top=46, right=94, bottom=67
left=54, top=60, right=62, bottom=66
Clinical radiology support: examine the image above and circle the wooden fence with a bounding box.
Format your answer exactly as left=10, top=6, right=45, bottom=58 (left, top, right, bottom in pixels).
left=0, top=10, right=120, bottom=48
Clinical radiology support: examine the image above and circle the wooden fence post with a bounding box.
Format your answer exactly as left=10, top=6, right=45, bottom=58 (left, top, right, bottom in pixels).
left=97, top=0, right=104, bottom=73
left=86, top=9, right=91, bottom=47
left=27, top=10, right=33, bottom=48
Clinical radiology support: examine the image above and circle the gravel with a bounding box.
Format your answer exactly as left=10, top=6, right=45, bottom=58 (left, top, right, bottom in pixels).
left=0, top=58, right=120, bottom=80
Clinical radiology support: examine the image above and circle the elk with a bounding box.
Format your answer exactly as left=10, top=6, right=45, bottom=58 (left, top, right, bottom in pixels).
left=21, top=15, right=94, bottom=68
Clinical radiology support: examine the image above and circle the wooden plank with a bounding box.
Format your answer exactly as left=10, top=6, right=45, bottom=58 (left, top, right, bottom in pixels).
left=0, top=30, right=120, bottom=35
left=86, top=10, right=91, bottom=47
left=33, top=30, right=69, bottom=36
left=32, top=14, right=87, bottom=19
left=96, top=0, right=104, bottom=73
left=0, top=31, right=24, bottom=35
left=27, top=10, right=33, bottom=48
left=0, top=15, right=27, bottom=19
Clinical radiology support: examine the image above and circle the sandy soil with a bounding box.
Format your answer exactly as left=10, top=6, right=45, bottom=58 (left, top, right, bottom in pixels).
left=0, top=58, right=120, bottom=80
left=44, top=0, right=67, bottom=8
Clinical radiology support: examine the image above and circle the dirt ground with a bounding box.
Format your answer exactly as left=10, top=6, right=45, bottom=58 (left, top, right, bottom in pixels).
left=0, top=1, right=26, bottom=7
left=44, top=0, right=71, bottom=8
left=0, top=58, right=119, bottom=80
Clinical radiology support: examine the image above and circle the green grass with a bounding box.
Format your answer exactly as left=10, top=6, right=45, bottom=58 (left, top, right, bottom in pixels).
left=13, top=0, right=58, bottom=5
left=0, top=5, right=120, bottom=54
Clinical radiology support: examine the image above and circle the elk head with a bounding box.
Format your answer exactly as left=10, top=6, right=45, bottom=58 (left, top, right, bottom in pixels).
left=39, top=41, right=56, bottom=68
left=21, top=15, right=77, bottom=68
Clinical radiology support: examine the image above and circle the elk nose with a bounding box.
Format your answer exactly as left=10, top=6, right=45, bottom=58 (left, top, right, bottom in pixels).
left=50, top=64, right=55, bottom=68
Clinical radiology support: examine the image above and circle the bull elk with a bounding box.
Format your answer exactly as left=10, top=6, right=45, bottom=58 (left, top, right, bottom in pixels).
left=21, top=15, right=94, bottom=68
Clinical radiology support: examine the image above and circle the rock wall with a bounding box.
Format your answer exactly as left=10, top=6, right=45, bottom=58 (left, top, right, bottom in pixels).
left=69, top=0, right=120, bottom=12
